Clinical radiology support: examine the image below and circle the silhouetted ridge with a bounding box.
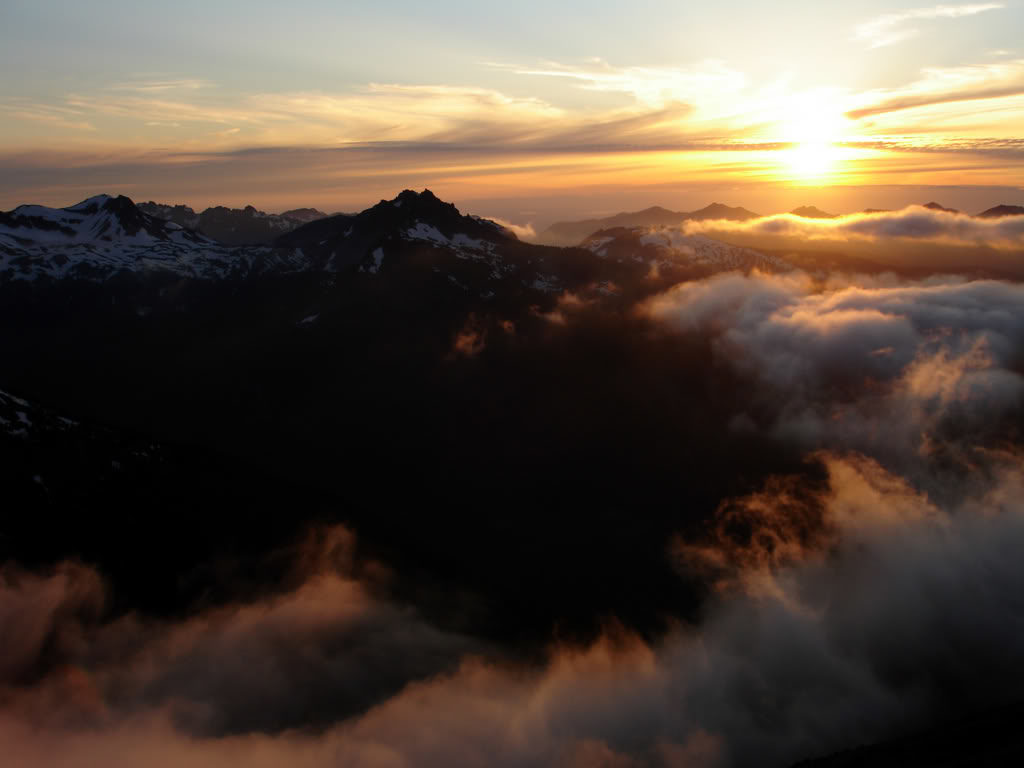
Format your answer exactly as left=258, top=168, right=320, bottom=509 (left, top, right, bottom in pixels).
left=275, top=189, right=516, bottom=272
left=690, top=202, right=759, bottom=220
left=541, top=202, right=760, bottom=245
left=977, top=204, right=1024, bottom=218
left=139, top=201, right=329, bottom=245
left=790, top=206, right=836, bottom=219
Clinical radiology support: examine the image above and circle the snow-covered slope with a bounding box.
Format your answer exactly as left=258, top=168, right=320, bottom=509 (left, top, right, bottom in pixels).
left=0, top=195, right=317, bottom=281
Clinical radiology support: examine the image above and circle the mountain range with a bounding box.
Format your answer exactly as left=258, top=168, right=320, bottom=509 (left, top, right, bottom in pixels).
left=137, top=201, right=332, bottom=245
left=1, top=190, right=801, bottom=292
left=539, top=202, right=760, bottom=245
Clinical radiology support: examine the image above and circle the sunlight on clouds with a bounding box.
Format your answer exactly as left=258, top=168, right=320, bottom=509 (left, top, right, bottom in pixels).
left=854, top=3, right=1005, bottom=49
left=3, top=47, right=1024, bottom=207
left=847, top=58, right=1024, bottom=120
left=489, top=58, right=748, bottom=110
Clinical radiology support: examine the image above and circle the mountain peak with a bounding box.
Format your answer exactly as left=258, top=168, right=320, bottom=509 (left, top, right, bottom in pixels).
left=65, top=193, right=113, bottom=208
left=922, top=201, right=958, bottom=214
left=689, top=202, right=760, bottom=221
left=977, top=204, right=1024, bottom=219
left=275, top=188, right=516, bottom=270
left=373, top=189, right=462, bottom=221
left=790, top=205, right=836, bottom=219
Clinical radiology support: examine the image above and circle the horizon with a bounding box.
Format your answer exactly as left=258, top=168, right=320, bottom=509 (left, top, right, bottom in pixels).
left=6, top=184, right=1023, bottom=235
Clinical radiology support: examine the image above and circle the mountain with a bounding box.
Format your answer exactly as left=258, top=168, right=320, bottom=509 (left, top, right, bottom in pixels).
left=281, top=207, right=329, bottom=223
left=270, top=188, right=631, bottom=302
left=1, top=194, right=310, bottom=281
left=137, top=201, right=201, bottom=230
left=138, top=201, right=329, bottom=244
left=922, top=201, right=959, bottom=214
left=539, top=202, right=759, bottom=245
left=3, top=194, right=196, bottom=243
left=789, top=205, right=836, bottom=218
left=688, top=202, right=760, bottom=221
left=276, top=188, right=519, bottom=272
left=581, top=226, right=790, bottom=277
left=977, top=204, right=1024, bottom=218
left=0, top=189, right=664, bottom=304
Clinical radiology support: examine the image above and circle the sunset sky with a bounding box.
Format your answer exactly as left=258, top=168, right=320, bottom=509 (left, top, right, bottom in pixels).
left=3, top=0, right=1023, bottom=221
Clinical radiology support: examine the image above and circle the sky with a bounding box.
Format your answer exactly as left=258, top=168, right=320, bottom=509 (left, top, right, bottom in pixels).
left=2, top=0, right=1024, bottom=222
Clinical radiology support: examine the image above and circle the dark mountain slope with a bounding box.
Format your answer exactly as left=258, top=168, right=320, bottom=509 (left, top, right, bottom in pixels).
left=792, top=702, right=1024, bottom=767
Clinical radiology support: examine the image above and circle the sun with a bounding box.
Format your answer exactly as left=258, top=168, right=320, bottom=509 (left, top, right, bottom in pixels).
left=786, top=140, right=839, bottom=179
left=777, top=94, right=850, bottom=181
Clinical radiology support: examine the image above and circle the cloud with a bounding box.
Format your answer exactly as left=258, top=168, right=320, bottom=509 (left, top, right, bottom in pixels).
left=0, top=101, right=96, bottom=132
left=643, top=272, right=1024, bottom=491
left=847, top=58, right=1024, bottom=119
left=109, top=79, right=213, bottom=93
left=0, top=528, right=476, bottom=737
left=484, top=217, right=537, bottom=240
left=677, top=205, right=1024, bottom=249
left=854, top=3, right=1004, bottom=48
left=3, top=452, right=1024, bottom=767
left=488, top=58, right=746, bottom=110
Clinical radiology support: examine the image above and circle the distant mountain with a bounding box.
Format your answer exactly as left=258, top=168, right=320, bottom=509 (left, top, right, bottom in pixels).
left=789, top=206, right=836, bottom=219
left=0, top=190, right=656, bottom=305
left=138, top=201, right=329, bottom=245
left=686, top=202, right=760, bottom=221
left=977, top=204, right=1024, bottom=218
left=2, top=194, right=198, bottom=243
left=281, top=207, right=329, bottom=223
left=922, top=201, right=959, bottom=214
left=1, top=194, right=309, bottom=281
left=137, top=201, right=201, bottom=230
left=540, top=202, right=759, bottom=245
left=580, top=226, right=790, bottom=277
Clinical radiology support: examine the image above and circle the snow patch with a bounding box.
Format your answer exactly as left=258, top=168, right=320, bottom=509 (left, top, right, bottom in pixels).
left=406, top=222, right=449, bottom=245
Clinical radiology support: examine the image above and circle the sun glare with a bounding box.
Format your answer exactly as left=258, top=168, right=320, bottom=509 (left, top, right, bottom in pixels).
left=786, top=141, right=839, bottom=179
left=778, top=93, right=850, bottom=181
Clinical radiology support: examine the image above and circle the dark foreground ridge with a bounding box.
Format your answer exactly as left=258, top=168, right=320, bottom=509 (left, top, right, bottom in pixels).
left=792, top=702, right=1024, bottom=767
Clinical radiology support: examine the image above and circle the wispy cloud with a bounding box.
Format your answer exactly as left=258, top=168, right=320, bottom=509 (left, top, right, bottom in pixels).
left=847, top=58, right=1024, bottom=119
left=109, top=78, right=213, bottom=93
left=0, top=101, right=96, bottom=132
left=487, top=58, right=746, bottom=109
left=855, top=3, right=1004, bottom=48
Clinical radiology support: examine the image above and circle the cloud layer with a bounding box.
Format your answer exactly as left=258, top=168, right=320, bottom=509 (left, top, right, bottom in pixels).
left=3, top=452, right=1024, bottom=767
left=678, top=205, right=1024, bottom=249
